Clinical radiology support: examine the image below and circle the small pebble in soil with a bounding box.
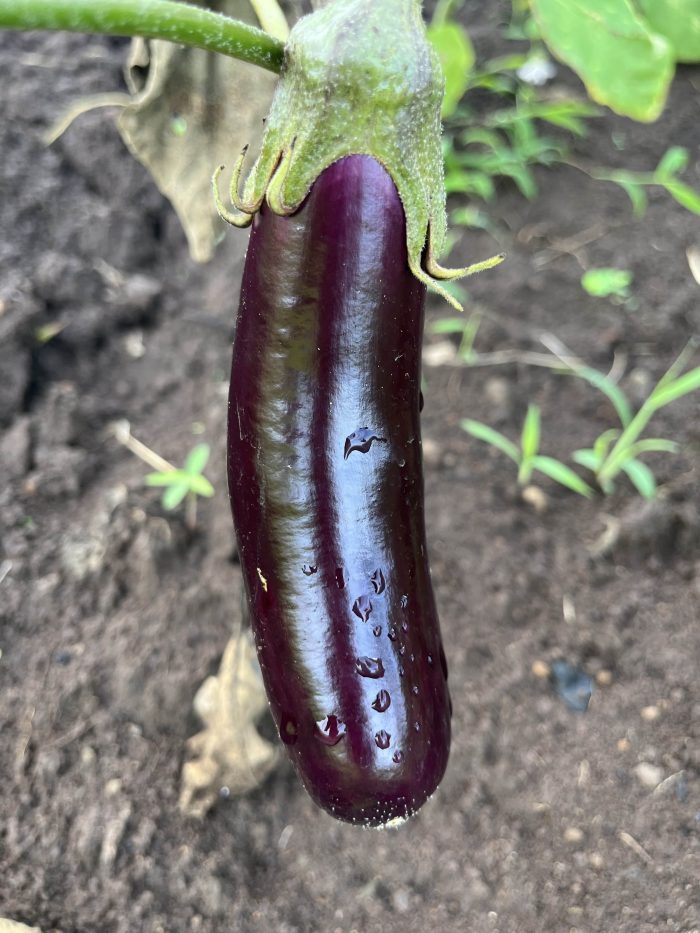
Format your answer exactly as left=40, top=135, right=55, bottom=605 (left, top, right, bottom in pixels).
left=564, top=826, right=584, bottom=844
left=640, top=705, right=660, bottom=721
left=550, top=660, right=594, bottom=713
left=531, top=659, right=550, bottom=679
left=634, top=761, right=664, bottom=789
left=521, top=484, right=548, bottom=513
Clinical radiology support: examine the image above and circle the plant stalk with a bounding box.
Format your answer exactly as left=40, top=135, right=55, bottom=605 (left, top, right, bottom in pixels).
left=0, top=0, right=285, bottom=73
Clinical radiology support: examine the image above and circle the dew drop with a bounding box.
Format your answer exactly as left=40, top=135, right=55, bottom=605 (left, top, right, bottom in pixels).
left=401, top=621, right=409, bottom=633
left=355, top=656, right=385, bottom=679
left=388, top=626, right=398, bottom=642
left=352, top=594, right=373, bottom=622
left=373, top=625, right=382, bottom=637
left=400, top=595, right=409, bottom=609
left=427, top=654, right=434, bottom=666
left=398, top=665, right=405, bottom=677
left=412, top=686, right=419, bottom=696
left=302, top=564, right=317, bottom=576
left=344, top=427, right=386, bottom=459
left=314, top=714, right=347, bottom=746
left=410, top=653, right=415, bottom=663
left=370, top=568, right=386, bottom=594
left=375, top=729, right=391, bottom=750
left=280, top=715, right=298, bottom=746
left=393, top=750, right=404, bottom=764
left=371, top=689, right=391, bottom=713
left=335, top=567, right=345, bottom=589
left=397, top=458, right=406, bottom=468
left=399, top=645, right=406, bottom=657
left=414, top=722, right=421, bottom=733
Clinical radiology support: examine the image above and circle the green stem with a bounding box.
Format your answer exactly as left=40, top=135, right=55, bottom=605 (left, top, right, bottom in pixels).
left=0, top=0, right=285, bottom=74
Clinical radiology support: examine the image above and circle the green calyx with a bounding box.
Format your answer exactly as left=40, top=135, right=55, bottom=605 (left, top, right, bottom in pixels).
left=214, top=0, right=503, bottom=309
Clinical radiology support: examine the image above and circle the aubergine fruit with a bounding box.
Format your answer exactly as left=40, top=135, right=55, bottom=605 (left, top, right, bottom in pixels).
left=227, top=155, right=451, bottom=827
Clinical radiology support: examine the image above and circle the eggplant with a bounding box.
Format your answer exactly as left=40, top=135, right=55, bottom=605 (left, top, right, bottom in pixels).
left=227, top=154, right=451, bottom=827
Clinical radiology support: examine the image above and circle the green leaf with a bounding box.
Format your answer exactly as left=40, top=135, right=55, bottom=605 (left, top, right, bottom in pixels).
left=581, top=267, right=632, bottom=298
left=530, top=0, right=675, bottom=122
left=521, top=405, right=541, bottom=461
left=444, top=170, right=496, bottom=200
left=145, top=469, right=191, bottom=488
left=187, top=473, right=215, bottom=498
left=593, top=428, right=621, bottom=460
left=184, top=442, right=210, bottom=475
left=575, top=366, right=632, bottom=426
left=616, top=180, right=647, bottom=216
left=162, top=483, right=190, bottom=510
left=649, top=366, right=700, bottom=407
left=572, top=448, right=603, bottom=471
left=428, top=22, right=475, bottom=118
left=620, top=458, right=657, bottom=499
left=461, top=127, right=503, bottom=149
left=531, top=455, right=594, bottom=497
left=635, top=0, right=700, bottom=63
left=431, top=317, right=469, bottom=335
left=655, top=146, right=689, bottom=178
left=627, top=438, right=679, bottom=457
left=460, top=419, right=520, bottom=463
left=663, top=181, right=700, bottom=215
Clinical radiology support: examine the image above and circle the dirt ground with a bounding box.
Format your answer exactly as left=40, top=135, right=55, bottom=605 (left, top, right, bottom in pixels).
left=1, top=4, right=699, bottom=932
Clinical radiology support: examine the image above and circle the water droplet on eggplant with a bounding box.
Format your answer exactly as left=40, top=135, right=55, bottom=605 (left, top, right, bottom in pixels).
left=343, top=427, right=386, bottom=459
left=392, top=750, right=404, bottom=764
left=388, top=626, right=398, bottom=641
left=370, top=568, right=386, bottom=594
left=302, top=564, right=317, bottom=576
left=371, top=689, right=391, bottom=713
left=355, top=656, right=384, bottom=679
left=352, top=594, right=373, bottom=622
left=372, top=625, right=382, bottom=637
left=314, top=715, right=347, bottom=746
left=400, top=595, right=408, bottom=609
left=374, top=729, right=391, bottom=750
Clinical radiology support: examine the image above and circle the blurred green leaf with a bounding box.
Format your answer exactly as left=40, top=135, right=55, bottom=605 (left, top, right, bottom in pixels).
left=572, top=448, right=602, bottom=471
left=146, top=469, right=191, bottom=487
left=655, top=146, right=689, bottom=178
left=620, top=458, right=656, bottom=499
left=650, top=367, right=700, bottom=407
left=184, top=442, right=210, bottom=475
left=635, top=0, right=700, bottom=62
left=663, top=181, right=700, bottom=215
left=581, top=267, right=632, bottom=298
left=162, top=483, right=190, bottom=510
left=521, top=405, right=541, bottom=461
left=531, top=455, right=594, bottom=497
left=575, top=367, right=632, bottom=426
left=461, top=420, right=520, bottom=463
left=531, top=0, right=675, bottom=121
left=188, top=473, right=215, bottom=497
left=431, top=317, right=469, bottom=335
left=616, top=180, right=647, bottom=216
left=428, top=22, right=475, bottom=117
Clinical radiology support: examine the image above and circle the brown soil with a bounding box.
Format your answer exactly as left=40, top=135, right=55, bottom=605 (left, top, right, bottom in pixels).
left=1, top=8, right=699, bottom=933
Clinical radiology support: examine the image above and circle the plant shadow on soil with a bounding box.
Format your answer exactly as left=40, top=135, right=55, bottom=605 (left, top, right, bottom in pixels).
left=0, top=11, right=699, bottom=933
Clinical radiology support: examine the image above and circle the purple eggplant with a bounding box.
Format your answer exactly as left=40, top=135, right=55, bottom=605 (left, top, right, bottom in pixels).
left=227, top=155, right=451, bottom=827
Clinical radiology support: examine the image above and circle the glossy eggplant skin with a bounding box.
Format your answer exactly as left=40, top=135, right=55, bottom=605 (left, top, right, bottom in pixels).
left=227, top=155, right=451, bottom=827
